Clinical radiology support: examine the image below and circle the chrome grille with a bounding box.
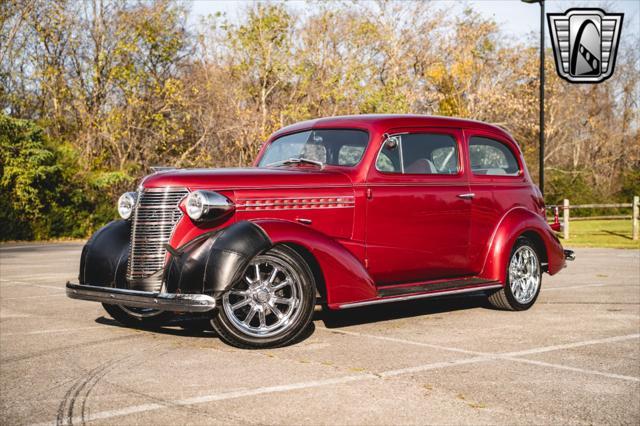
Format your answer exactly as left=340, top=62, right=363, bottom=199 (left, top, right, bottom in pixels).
left=127, top=187, right=188, bottom=291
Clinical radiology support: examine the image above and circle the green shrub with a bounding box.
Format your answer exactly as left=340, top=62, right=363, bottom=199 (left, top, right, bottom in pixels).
left=0, top=115, right=117, bottom=240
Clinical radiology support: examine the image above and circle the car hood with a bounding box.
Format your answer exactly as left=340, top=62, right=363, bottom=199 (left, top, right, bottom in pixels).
left=140, top=167, right=353, bottom=190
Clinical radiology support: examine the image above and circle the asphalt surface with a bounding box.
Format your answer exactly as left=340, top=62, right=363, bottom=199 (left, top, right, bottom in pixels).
left=0, top=243, right=638, bottom=425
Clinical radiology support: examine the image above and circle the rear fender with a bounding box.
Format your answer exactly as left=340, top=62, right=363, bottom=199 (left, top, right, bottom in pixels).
left=253, top=219, right=377, bottom=309
left=479, top=207, right=565, bottom=283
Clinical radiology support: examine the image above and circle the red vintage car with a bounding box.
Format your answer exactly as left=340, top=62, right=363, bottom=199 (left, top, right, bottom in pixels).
left=67, top=115, right=574, bottom=348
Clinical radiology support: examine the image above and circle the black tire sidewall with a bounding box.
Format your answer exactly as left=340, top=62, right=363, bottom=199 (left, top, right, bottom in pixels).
left=211, top=245, right=316, bottom=349
left=503, top=237, right=542, bottom=311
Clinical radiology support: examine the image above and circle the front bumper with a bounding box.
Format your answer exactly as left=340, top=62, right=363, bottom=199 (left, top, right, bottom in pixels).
left=66, top=282, right=216, bottom=313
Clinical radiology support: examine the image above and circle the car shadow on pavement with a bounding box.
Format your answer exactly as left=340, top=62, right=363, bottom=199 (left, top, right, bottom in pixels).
left=316, top=294, right=491, bottom=328
left=95, top=316, right=217, bottom=338
left=94, top=315, right=317, bottom=346
left=92, top=294, right=490, bottom=345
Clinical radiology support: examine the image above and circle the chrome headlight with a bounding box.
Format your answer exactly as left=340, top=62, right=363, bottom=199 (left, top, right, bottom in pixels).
left=185, top=190, right=234, bottom=222
left=117, top=192, right=137, bottom=219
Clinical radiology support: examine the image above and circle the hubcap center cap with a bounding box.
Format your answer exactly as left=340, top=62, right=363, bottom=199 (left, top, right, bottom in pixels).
left=254, top=288, right=270, bottom=303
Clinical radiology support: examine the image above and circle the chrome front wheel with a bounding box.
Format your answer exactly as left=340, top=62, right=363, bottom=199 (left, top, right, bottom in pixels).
left=211, top=245, right=316, bottom=348
left=222, top=255, right=303, bottom=338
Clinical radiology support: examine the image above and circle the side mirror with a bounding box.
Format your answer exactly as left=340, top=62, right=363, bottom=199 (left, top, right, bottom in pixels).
left=384, top=136, right=399, bottom=150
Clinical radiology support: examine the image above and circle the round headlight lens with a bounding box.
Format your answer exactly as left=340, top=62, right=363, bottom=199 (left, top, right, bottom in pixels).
left=186, top=191, right=205, bottom=221
left=117, top=192, right=137, bottom=219
left=185, top=190, right=234, bottom=222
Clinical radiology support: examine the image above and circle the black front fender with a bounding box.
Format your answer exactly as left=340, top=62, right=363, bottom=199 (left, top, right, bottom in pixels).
left=79, top=220, right=130, bottom=288
left=165, top=221, right=272, bottom=294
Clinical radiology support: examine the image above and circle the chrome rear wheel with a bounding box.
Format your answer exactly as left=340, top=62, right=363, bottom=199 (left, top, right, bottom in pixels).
left=508, top=245, right=541, bottom=305
left=487, top=237, right=542, bottom=311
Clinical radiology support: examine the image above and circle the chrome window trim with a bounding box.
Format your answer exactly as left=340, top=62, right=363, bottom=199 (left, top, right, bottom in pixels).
left=467, top=135, right=522, bottom=177
left=374, top=132, right=461, bottom=176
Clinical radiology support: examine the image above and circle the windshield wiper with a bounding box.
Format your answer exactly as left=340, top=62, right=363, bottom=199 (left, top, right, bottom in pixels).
left=266, top=157, right=324, bottom=169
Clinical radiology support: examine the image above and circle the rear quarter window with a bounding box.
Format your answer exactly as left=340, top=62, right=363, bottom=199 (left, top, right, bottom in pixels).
left=469, top=136, right=520, bottom=176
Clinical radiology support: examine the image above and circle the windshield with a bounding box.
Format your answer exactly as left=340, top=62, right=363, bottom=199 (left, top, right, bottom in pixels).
left=258, top=129, right=369, bottom=167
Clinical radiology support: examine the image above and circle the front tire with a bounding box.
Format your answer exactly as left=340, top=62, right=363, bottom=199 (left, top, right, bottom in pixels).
left=488, top=237, right=542, bottom=311
left=211, top=245, right=316, bottom=349
left=102, top=303, right=174, bottom=327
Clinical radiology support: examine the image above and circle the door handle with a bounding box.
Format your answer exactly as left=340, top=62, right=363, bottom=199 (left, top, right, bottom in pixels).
left=457, top=193, right=475, bottom=200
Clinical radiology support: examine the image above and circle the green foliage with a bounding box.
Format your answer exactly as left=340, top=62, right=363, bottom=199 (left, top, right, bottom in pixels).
left=545, top=171, right=595, bottom=206
left=0, top=115, right=60, bottom=239
left=619, top=170, right=640, bottom=201
left=0, top=115, right=115, bottom=240
left=0, top=1, right=637, bottom=240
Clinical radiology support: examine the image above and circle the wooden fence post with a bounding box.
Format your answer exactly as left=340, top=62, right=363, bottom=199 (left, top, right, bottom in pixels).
left=563, top=199, right=570, bottom=240
left=633, top=196, right=639, bottom=241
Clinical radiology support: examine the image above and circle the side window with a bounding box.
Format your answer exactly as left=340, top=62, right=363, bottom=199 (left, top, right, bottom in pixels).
left=376, top=136, right=401, bottom=172
left=338, top=145, right=366, bottom=166
left=375, top=133, right=459, bottom=175
left=469, top=136, right=520, bottom=176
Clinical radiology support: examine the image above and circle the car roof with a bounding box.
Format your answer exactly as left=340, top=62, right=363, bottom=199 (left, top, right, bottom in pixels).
left=270, top=114, right=516, bottom=142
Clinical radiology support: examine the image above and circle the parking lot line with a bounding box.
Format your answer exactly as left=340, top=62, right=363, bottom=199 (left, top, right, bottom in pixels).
left=317, top=327, right=640, bottom=381
left=543, top=283, right=608, bottom=291
left=501, top=334, right=640, bottom=357
left=1, top=326, right=104, bottom=337
left=1, top=293, right=66, bottom=300
left=506, top=357, right=640, bottom=382
left=35, top=331, right=640, bottom=425
left=317, top=326, right=486, bottom=355
left=36, top=373, right=378, bottom=426
left=318, top=327, right=640, bottom=360
left=0, top=279, right=63, bottom=291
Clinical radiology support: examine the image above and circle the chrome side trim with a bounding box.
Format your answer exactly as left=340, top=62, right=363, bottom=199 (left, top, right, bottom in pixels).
left=237, top=196, right=355, bottom=211
left=66, top=282, right=216, bottom=313
left=337, top=284, right=503, bottom=309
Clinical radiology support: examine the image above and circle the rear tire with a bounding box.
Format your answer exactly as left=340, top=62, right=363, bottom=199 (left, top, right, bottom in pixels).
left=102, top=303, right=174, bottom=327
left=488, top=237, right=542, bottom=311
left=211, top=245, right=316, bottom=349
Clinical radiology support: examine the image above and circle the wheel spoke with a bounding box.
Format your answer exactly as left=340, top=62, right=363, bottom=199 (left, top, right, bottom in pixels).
left=268, top=267, right=279, bottom=284
left=258, top=308, right=266, bottom=328
left=254, top=264, right=261, bottom=282
left=243, top=306, right=257, bottom=325
left=231, top=298, right=252, bottom=311
left=271, top=279, right=290, bottom=291
left=274, top=297, right=292, bottom=305
left=268, top=302, right=284, bottom=319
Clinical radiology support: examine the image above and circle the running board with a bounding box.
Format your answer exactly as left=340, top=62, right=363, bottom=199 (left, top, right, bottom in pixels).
left=378, top=277, right=497, bottom=298
left=338, top=281, right=502, bottom=309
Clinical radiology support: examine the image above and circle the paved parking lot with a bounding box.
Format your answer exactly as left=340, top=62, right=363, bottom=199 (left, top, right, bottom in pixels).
left=1, top=243, right=638, bottom=425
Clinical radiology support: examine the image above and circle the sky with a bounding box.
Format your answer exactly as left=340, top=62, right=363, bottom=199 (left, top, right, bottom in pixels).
left=187, top=0, right=640, bottom=45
